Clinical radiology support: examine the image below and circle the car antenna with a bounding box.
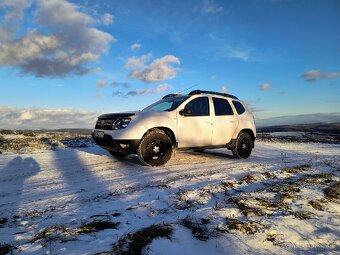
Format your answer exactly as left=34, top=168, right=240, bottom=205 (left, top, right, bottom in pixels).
left=177, top=84, right=198, bottom=94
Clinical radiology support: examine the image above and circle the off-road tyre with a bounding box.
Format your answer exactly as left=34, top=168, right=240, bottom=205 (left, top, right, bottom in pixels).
left=109, top=150, right=128, bottom=158
left=138, top=129, right=173, bottom=166
left=232, top=132, right=253, bottom=159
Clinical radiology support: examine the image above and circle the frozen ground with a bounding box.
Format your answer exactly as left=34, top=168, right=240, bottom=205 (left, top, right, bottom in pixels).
left=0, top=134, right=339, bottom=254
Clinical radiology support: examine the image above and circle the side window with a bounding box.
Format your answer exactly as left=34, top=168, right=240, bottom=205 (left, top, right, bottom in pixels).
left=232, top=101, right=246, bottom=115
left=184, top=97, right=210, bottom=116
left=213, top=98, right=234, bottom=116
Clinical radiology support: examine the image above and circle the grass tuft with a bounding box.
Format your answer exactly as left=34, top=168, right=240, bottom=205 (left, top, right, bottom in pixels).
left=324, top=181, right=340, bottom=201
left=112, top=224, right=172, bottom=255
left=0, top=243, right=15, bottom=255
left=77, top=221, right=120, bottom=234
left=182, top=217, right=210, bottom=241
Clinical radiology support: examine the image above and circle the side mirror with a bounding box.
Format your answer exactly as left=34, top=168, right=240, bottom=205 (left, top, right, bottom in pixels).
left=179, top=108, right=193, bottom=116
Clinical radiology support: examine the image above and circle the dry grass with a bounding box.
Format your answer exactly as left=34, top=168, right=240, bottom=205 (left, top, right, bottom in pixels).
left=0, top=132, right=93, bottom=153
left=298, top=173, right=334, bottom=185
left=32, top=220, right=119, bottom=244
left=262, top=172, right=276, bottom=179
left=182, top=217, right=210, bottom=241
left=76, top=221, right=120, bottom=234
left=282, top=164, right=310, bottom=174
left=0, top=243, right=15, bottom=255
left=224, top=218, right=265, bottom=235
left=266, top=233, right=284, bottom=245
left=324, top=181, right=340, bottom=202
left=240, top=174, right=256, bottom=184
left=308, top=199, right=325, bottom=211
left=111, top=224, right=172, bottom=255
left=293, top=211, right=315, bottom=220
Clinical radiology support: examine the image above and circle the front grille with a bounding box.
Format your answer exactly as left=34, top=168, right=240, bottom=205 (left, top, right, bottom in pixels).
left=95, top=118, right=117, bottom=130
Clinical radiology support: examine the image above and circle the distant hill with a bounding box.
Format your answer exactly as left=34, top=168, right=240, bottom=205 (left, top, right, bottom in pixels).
left=256, top=112, right=340, bottom=127
left=257, top=122, right=340, bottom=134
left=0, top=128, right=92, bottom=135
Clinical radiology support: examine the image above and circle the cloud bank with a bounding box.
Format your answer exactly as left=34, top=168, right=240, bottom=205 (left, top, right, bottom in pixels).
left=0, top=106, right=99, bottom=129
left=0, top=0, right=114, bottom=77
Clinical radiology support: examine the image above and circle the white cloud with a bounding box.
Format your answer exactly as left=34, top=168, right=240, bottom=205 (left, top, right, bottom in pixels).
left=130, top=43, right=142, bottom=51
left=0, top=0, right=31, bottom=43
left=220, top=86, right=229, bottom=93
left=201, top=0, right=223, bottom=14
left=111, top=81, right=130, bottom=88
left=258, top=83, right=272, bottom=91
left=301, top=70, right=320, bottom=82
left=321, top=72, right=340, bottom=79
left=114, top=84, right=173, bottom=97
left=93, top=93, right=104, bottom=99
left=155, top=83, right=173, bottom=93
left=125, top=53, right=152, bottom=69
left=96, top=80, right=107, bottom=88
left=126, top=88, right=153, bottom=96
left=0, top=0, right=114, bottom=77
left=0, top=106, right=99, bottom=129
left=301, top=70, right=340, bottom=82
left=218, top=46, right=250, bottom=61
left=125, top=54, right=180, bottom=83
left=101, top=13, right=114, bottom=26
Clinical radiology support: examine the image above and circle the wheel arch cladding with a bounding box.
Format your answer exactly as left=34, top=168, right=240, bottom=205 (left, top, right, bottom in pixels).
left=146, top=127, right=176, bottom=144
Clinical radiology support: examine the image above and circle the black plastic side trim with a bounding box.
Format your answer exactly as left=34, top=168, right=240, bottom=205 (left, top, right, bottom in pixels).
left=178, top=144, right=230, bottom=151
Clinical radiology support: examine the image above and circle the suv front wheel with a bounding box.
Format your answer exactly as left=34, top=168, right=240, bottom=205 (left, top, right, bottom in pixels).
left=138, top=129, right=173, bottom=166
left=232, top=132, right=253, bottom=159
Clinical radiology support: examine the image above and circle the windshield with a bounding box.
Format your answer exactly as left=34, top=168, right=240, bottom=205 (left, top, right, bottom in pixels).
left=142, top=96, right=189, bottom=112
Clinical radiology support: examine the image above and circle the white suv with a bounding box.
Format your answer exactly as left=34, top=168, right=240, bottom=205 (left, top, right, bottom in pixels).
left=92, top=90, right=256, bottom=166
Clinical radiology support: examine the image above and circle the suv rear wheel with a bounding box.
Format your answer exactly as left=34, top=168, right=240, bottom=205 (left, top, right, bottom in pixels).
left=138, top=129, right=173, bottom=166
left=232, top=132, right=252, bottom=159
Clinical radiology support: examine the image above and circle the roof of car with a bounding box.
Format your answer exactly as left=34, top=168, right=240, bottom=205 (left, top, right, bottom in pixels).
left=162, top=90, right=239, bottom=100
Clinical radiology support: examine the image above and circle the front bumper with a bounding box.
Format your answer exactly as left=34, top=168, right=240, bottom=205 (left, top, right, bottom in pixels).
left=92, top=133, right=140, bottom=154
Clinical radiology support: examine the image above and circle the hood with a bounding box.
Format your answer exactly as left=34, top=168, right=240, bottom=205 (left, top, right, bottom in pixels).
left=98, top=112, right=136, bottom=119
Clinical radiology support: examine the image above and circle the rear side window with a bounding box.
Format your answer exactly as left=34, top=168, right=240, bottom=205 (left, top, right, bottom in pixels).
left=184, top=97, right=210, bottom=116
left=232, top=101, right=246, bottom=115
left=212, top=97, right=233, bottom=116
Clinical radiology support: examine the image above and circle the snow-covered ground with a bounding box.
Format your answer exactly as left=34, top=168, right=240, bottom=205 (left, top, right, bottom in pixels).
left=0, top=137, right=339, bottom=254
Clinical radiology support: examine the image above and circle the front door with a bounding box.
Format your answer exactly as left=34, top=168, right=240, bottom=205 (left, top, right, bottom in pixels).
left=176, top=97, right=213, bottom=148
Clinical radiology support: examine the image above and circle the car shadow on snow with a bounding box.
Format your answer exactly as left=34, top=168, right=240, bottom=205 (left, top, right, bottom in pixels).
left=0, top=156, right=41, bottom=217
left=51, top=148, right=112, bottom=205
left=0, top=156, right=40, bottom=251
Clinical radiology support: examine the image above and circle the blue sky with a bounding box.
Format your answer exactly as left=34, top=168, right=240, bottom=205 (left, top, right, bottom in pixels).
left=0, top=0, right=339, bottom=128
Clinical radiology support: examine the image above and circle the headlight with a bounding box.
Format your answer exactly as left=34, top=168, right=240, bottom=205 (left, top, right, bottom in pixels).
left=112, top=118, right=131, bottom=130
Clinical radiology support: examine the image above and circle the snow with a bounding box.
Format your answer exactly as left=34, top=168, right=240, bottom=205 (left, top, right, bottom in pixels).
left=269, top=132, right=305, bottom=137
left=0, top=139, right=339, bottom=254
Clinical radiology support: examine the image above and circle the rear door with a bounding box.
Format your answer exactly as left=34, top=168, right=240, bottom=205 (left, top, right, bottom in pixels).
left=176, top=96, right=213, bottom=147
left=211, top=97, right=238, bottom=145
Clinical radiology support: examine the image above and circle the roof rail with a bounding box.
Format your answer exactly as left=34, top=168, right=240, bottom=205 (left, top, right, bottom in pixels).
left=162, top=93, right=180, bottom=99
left=189, top=90, right=238, bottom=99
